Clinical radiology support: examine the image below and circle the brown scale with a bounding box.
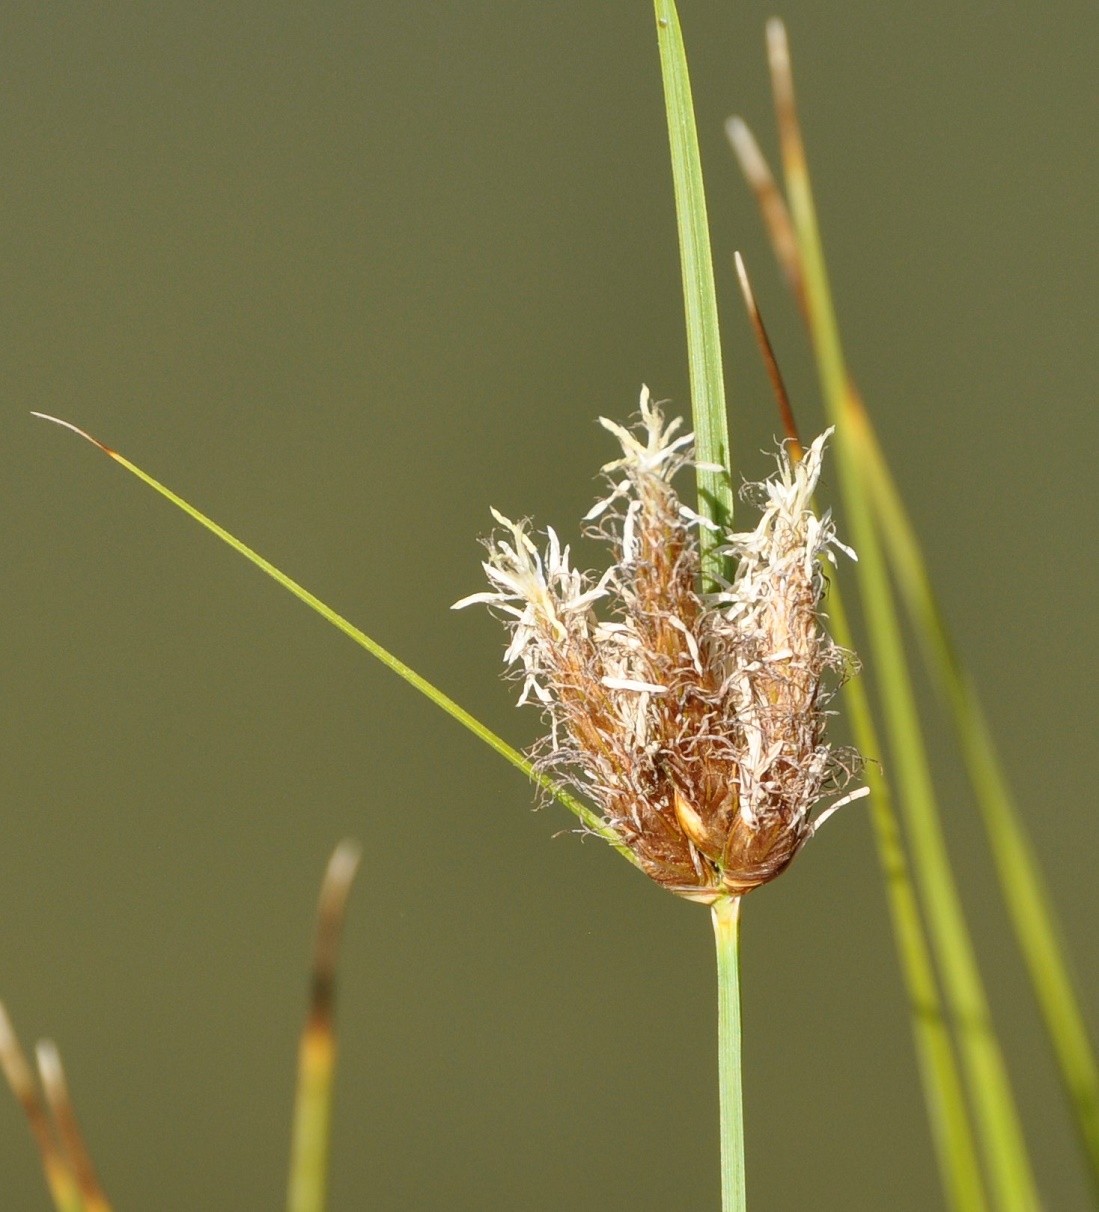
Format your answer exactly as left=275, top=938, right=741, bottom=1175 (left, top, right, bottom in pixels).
left=527, top=427, right=838, bottom=904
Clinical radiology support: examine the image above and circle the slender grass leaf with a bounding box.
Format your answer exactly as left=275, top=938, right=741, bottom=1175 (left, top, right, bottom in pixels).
left=854, top=398, right=1099, bottom=1200
left=31, top=414, right=636, bottom=864
left=765, top=19, right=1039, bottom=1211
left=653, top=0, right=732, bottom=588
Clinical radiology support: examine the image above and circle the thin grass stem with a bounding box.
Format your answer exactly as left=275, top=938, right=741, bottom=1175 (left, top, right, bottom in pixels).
left=765, top=19, right=1039, bottom=1210
left=30, top=413, right=639, bottom=869
left=656, top=13, right=746, bottom=1203
left=712, top=896, right=746, bottom=1212
left=653, top=0, right=733, bottom=587
left=287, top=840, right=362, bottom=1212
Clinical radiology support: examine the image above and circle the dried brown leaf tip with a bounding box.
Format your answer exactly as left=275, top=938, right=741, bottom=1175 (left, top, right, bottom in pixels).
left=455, top=389, right=864, bottom=902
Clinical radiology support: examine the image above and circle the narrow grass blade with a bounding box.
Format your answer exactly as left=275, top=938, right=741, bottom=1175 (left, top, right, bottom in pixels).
left=712, top=896, right=746, bottom=1212
left=0, top=1004, right=84, bottom=1212
left=730, top=268, right=987, bottom=1208
left=733, top=36, right=1099, bottom=1203
left=826, top=581, right=989, bottom=1212
left=653, top=0, right=733, bottom=587
left=36, top=1042, right=111, bottom=1212
left=765, top=19, right=1039, bottom=1211
left=853, top=393, right=1099, bottom=1198
left=31, top=414, right=637, bottom=867
left=287, top=840, right=362, bottom=1212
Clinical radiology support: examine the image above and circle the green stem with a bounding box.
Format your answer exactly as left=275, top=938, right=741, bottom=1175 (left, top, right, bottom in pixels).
left=712, top=896, right=746, bottom=1212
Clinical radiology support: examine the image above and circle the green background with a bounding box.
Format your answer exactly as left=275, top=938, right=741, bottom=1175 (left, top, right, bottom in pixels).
left=2, top=3, right=1097, bottom=1208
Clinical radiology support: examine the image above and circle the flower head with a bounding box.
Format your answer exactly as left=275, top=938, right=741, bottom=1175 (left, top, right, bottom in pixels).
left=454, top=388, right=861, bottom=902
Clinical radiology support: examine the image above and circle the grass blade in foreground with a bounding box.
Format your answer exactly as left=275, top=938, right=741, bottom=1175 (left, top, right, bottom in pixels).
left=653, top=0, right=733, bottom=585
left=732, top=62, right=1099, bottom=1205
left=853, top=399, right=1099, bottom=1199
left=733, top=102, right=1099, bottom=1195
left=765, top=19, right=1039, bottom=1210
left=30, top=414, right=636, bottom=868
left=0, top=1004, right=84, bottom=1212
left=825, top=575, right=989, bottom=1212
left=733, top=260, right=986, bottom=1210
left=287, top=840, right=362, bottom=1212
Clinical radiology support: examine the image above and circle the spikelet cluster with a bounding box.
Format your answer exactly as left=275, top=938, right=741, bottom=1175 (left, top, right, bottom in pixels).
left=455, top=389, right=860, bottom=902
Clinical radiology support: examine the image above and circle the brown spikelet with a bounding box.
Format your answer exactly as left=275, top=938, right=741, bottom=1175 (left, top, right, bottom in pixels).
left=455, top=390, right=862, bottom=902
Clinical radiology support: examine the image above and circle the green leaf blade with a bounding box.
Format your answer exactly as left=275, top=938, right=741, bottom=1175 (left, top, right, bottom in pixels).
left=654, top=0, right=732, bottom=588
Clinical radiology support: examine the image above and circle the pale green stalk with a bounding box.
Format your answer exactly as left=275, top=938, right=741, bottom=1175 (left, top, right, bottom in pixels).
left=712, top=897, right=746, bottom=1212
left=765, top=20, right=1039, bottom=1210
left=855, top=406, right=1099, bottom=1199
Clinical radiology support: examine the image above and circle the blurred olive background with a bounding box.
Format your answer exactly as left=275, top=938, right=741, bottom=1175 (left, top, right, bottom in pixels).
left=1, top=3, right=1096, bottom=1209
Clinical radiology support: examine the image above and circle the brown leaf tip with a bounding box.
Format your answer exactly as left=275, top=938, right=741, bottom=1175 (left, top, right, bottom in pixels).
left=32, top=412, right=115, bottom=456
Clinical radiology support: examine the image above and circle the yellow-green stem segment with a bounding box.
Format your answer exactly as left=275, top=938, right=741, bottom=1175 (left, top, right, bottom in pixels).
left=288, top=1025, right=336, bottom=1212
left=712, top=896, right=746, bottom=1212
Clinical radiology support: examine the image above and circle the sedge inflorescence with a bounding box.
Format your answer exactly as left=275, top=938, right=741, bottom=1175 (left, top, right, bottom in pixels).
left=455, top=389, right=860, bottom=902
